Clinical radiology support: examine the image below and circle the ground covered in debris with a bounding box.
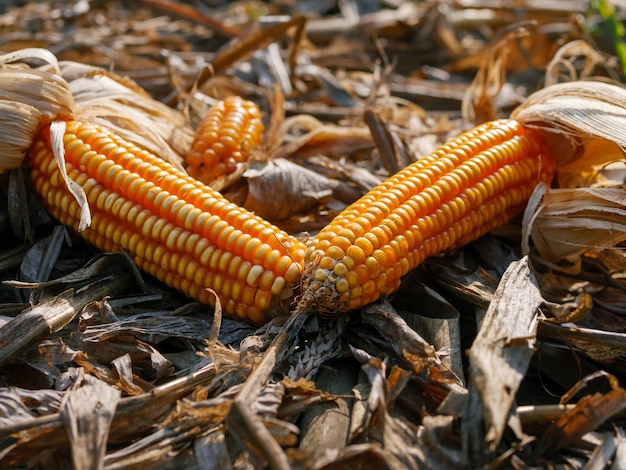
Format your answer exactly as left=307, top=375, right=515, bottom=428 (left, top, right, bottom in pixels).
left=1, top=1, right=626, bottom=468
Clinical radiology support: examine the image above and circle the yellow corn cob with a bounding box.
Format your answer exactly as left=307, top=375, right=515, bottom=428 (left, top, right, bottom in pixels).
left=186, top=96, right=263, bottom=184
left=298, top=119, right=555, bottom=314
left=28, top=121, right=305, bottom=326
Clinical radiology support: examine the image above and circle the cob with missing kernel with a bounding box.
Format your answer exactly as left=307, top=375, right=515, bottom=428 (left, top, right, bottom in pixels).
left=28, top=120, right=305, bottom=326
left=186, top=96, right=264, bottom=184
left=298, top=119, right=555, bottom=314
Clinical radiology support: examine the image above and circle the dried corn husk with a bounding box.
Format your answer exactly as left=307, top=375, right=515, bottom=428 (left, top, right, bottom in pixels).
left=0, top=49, right=74, bottom=173
left=58, top=61, right=193, bottom=169
left=514, top=80, right=626, bottom=263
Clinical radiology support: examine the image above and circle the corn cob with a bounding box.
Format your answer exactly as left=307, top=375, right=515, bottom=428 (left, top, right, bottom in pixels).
left=28, top=121, right=305, bottom=326
left=298, top=119, right=555, bottom=314
left=186, top=96, right=263, bottom=184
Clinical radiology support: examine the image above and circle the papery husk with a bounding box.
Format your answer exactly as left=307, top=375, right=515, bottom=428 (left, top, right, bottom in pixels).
left=0, top=49, right=74, bottom=173
left=513, top=80, right=626, bottom=263
left=58, top=62, right=194, bottom=170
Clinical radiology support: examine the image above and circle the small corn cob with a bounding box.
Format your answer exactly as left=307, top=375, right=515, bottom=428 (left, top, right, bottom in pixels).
left=186, top=96, right=263, bottom=184
left=28, top=121, right=305, bottom=326
left=298, top=119, right=555, bottom=314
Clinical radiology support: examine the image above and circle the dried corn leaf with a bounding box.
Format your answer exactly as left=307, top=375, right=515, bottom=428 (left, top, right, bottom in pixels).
left=60, top=375, right=121, bottom=470
left=243, top=159, right=332, bottom=221
left=463, top=257, right=542, bottom=464
left=538, top=320, right=626, bottom=362
left=533, top=374, right=626, bottom=460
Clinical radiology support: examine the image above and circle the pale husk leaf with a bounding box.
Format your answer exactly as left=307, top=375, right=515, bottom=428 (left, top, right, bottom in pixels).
left=49, top=121, right=91, bottom=231
left=525, top=186, right=626, bottom=263
left=513, top=80, right=626, bottom=262
left=66, top=70, right=194, bottom=168
left=0, top=50, right=74, bottom=172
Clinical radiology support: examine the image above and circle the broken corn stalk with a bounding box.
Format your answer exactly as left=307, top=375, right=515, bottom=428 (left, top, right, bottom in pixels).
left=29, top=120, right=305, bottom=326
left=298, top=119, right=555, bottom=314
left=186, top=96, right=263, bottom=184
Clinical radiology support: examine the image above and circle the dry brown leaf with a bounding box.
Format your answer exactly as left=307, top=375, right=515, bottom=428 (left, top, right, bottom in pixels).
left=463, top=256, right=543, bottom=464
left=59, top=374, right=121, bottom=470
left=243, top=159, right=332, bottom=221
left=533, top=373, right=626, bottom=460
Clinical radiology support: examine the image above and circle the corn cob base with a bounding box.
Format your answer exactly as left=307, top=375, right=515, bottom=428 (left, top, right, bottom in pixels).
left=28, top=121, right=305, bottom=326
left=297, top=120, right=555, bottom=315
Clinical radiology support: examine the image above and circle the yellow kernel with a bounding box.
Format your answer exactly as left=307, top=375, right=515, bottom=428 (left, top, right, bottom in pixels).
left=341, top=256, right=355, bottom=271
left=314, top=269, right=328, bottom=282
left=241, top=285, right=256, bottom=306
left=346, top=244, right=367, bottom=265
left=326, top=245, right=345, bottom=260
left=284, top=262, right=301, bottom=283
left=349, top=284, right=363, bottom=298
left=247, top=306, right=265, bottom=325
left=345, top=271, right=360, bottom=288
left=354, top=265, right=370, bottom=284
left=246, top=264, right=265, bottom=286
left=362, top=280, right=376, bottom=296
left=255, top=290, right=272, bottom=311
left=333, top=262, right=348, bottom=277
left=259, top=270, right=275, bottom=290
left=320, top=256, right=336, bottom=270
left=237, top=261, right=252, bottom=281
left=365, top=257, right=381, bottom=278
left=355, top=236, right=374, bottom=256
left=336, top=278, right=350, bottom=293
left=270, top=276, right=286, bottom=296
left=332, top=236, right=352, bottom=252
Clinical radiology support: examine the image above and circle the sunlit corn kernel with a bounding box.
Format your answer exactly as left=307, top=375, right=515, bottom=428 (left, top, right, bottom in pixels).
left=340, top=256, right=355, bottom=271
left=274, top=255, right=293, bottom=276
left=345, top=271, right=360, bottom=288
left=354, top=264, right=370, bottom=284
left=346, top=244, right=367, bottom=265
left=333, top=262, right=348, bottom=277
left=314, top=269, right=328, bottom=282
left=336, top=228, right=355, bottom=242
left=336, top=278, right=349, bottom=293
left=265, top=249, right=281, bottom=270
left=332, top=235, right=352, bottom=252
left=236, top=261, right=252, bottom=281
left=246, top=264, right=264, bottom=286
left=252, top=243, right=271, bottom=266
left=365, top=256, right=381, bottom=278
left=284, top=262, right=301, bottom=283
left=375, top=272, right=388, bottom=291
left=259, top=270, right=274, bottom=290
left=326, top=245, right=345, bottom=260
left=270, top=276, right=286, bottom=296
left=319, top=256, right=336, bottom=270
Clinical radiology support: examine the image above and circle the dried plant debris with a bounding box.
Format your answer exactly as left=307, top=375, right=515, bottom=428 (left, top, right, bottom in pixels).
left=0, top=1, right=626, bottom=469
